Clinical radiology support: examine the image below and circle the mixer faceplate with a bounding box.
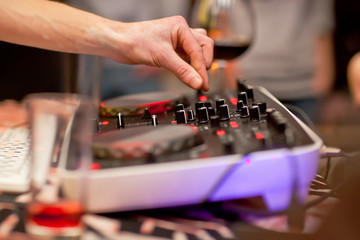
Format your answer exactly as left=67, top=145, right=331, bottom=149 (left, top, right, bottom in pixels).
left=100, top=91, right=189, bottom=117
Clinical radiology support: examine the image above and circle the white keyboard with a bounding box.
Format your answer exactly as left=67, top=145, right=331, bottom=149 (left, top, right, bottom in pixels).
left=0, top=127, right=31, bottom=193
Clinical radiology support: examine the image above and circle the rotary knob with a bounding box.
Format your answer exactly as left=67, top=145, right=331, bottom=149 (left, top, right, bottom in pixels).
left=210, top=115, right=220, bottom=128
left=175, top=104, right=185, bottom=112
left=195, top=102, right=205, bottom=117
left=216, top=99, right=225, bottom=114
left=237, top=78, right=248, bottom=93
left=219, top=104, right=230, bottom=121
left=236, top=100, right=245, bottom=113
left=204, top=101, right=212, bottom=108
left=268, top=111, right=287, bottom=133
left=238, top=92, right=248, bottom=105
left=175, top=110, right=187, bottom=124
left=197, top=106, right=209, bottom=124
left=187, top=109, right=195, bottom=122
left=142, top=108, right=152, bottom=120
left=249, top=105, right=261, bottom=121
left=207, top=107, right=216, bottom=117
left=256, top=102, right=267, bottom=115
left=246, top=87, right=254, bottom=101
left=240, top=106, right=249, bottom=118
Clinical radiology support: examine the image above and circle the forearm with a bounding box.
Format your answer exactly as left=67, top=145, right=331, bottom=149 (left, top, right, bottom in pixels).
left=0, top=0, right=126, bottom=60
left=312, top=33, right=335, bottom=96
left=348, top=53, right=360, bottom=107
left=0, top=0, right=213, bottom=91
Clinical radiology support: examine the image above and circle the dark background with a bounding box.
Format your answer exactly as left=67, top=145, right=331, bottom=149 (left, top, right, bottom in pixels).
left=334, top=0, right=360, bottom=90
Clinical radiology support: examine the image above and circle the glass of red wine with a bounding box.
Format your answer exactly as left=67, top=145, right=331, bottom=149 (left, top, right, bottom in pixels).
left=191, top=0, right=254, bottom=89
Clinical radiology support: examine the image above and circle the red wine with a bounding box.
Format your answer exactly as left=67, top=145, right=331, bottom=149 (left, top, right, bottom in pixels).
left=26, top=200, right=83, bottom=237
left=213, top=41, right=250, bottom=60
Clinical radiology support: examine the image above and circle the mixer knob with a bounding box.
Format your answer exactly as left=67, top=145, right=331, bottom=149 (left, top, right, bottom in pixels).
left=142, top=108, right=152, bottom=120
left=256, top=102, right=267, bottom=115
left=236, top=100, right=245, bottom=113
left=210, top=115, right=220, bottom=128
left=268, top=111, right=287, bottom=133
left=197, top=107, right=209, bottom=124
left=237, top=78, right=254, bottom=101
left=237, top=78, right=248, bottom=93
left=246, top=87, right=254, bottom=101
left=175, top=110, right=187, bottom=124
left=207, top=107, right=215, bottom=117
left=216, top=99, right=225, bottom=114
left=240, top=106, right=249, bottom=118
left=275, top=118, right=287, bottom=133
left=238, top=92, right=248, bottom=105
left=116, top=113, right=125, bottom=129
left=266, top=108, right=276, bottom=115
left=195, top=102, right=205, bottom=117
left=204, top=101, right=212, bottom=108
left=249, top=105, right=261, bottom=122
left=187, top=109, right=195, bottom=121
left=175, top=104, right=185, bottom=112
left=219, top=104, right=230, bottom=121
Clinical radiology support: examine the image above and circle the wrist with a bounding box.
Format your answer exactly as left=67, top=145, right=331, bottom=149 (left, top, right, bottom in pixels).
left=86, top=19, right=134, bottom=63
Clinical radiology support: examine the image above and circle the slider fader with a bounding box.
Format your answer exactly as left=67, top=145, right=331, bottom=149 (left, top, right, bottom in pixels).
left=60, top=79, right=323, bottom=213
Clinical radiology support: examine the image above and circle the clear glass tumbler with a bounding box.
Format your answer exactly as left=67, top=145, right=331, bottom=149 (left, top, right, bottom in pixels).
left=23, top=93, right=94, bottom=239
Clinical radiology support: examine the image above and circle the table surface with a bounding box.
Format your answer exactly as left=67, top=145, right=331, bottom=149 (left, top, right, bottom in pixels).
left=0, top=173, right=337, bottom=240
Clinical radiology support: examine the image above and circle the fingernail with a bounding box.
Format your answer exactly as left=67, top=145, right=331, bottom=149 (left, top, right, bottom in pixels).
left=192, top=77, right=203, bottom=89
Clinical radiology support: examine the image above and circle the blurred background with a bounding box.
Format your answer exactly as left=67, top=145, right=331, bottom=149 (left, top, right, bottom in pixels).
left=0, top=0, right=359, bottom=151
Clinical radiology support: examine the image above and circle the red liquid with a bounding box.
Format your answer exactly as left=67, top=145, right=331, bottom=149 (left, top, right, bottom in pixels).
left=26, top=200, right=83, bottom=228
left=214, top=41, right=250, bottom=60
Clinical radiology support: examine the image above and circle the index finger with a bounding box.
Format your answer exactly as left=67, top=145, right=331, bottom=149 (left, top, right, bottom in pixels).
left=174, top=21, right=209, bottom=91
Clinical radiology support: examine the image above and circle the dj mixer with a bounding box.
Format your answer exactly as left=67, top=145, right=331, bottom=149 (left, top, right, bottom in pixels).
left=60, top=79, right=323, bottom=213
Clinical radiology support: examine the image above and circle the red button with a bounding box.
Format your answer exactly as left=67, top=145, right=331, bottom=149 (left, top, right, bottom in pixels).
left=216, top=130, right=226, bottom=136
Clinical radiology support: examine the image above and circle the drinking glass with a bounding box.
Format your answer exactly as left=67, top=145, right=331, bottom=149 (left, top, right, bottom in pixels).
left=24, top=93, right=94, bottom=239
left=191, top=0, right=255, bottom=90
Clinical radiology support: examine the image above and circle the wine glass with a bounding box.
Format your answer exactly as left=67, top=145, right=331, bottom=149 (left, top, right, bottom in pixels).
left=191, top=0, right=254, bottom=90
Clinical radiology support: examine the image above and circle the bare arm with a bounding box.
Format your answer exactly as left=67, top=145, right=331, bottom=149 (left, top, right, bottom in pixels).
left=311, top=33, right=335, bottom=97
left=348, top=53, right=360, bottom=107
left=0, top=0, right=213, bottom=91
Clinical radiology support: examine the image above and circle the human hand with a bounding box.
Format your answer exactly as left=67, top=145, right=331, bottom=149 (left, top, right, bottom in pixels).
left=108, top=16, right=214, bottom=91
left=0, top=1, right=213, bottom=90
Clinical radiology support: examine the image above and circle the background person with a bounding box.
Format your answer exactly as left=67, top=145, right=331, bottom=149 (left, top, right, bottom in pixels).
left=226, top=0, right=335, bottom=122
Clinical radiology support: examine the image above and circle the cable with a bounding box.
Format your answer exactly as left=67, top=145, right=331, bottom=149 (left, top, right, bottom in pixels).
left=324, top=156, right=331, bottom=181
left=209, top=149, right=360, bottom=219
left=305, top=149, right=360, bottom=208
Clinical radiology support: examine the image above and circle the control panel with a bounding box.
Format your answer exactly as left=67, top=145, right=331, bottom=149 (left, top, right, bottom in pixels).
left=60, top=79, right=323, bottom=213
